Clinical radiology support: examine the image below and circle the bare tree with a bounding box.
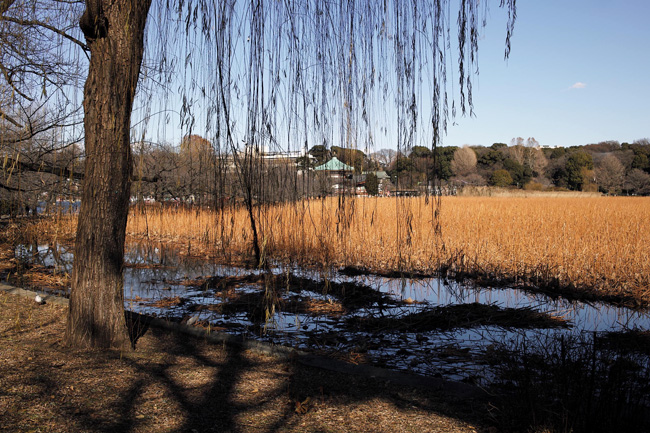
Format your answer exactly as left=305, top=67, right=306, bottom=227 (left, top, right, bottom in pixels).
left=527, top=147, right=548, bottom=176
left=634, top=138, right=650, bottom=147
left=525, top=137, right=539, bottom=148
left=1, top=0, right=86, bottom=212
left=178, top=134, right=215, bottom=205
left=508, top=144, right=547, bottom=176
left=625, top=169, right=650, bottom=195
left=451, top=146, right=478, bottom=177
left=510, top=137, right=525, bottom=147
left=595, top=154, right=625, bottom=195
left=508, top=144, right=529, bottom=165
left=371, top=149, right=397, bottom=169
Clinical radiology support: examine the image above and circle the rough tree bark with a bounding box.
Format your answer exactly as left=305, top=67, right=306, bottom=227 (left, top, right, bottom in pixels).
left=65, top=0, right=152, bottom=348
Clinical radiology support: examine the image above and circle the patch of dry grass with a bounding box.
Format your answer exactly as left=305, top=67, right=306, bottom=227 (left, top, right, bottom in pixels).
left=456, top=186, right=603, bottom=198
left=124, top=197, right=650, bottom=305
left=9, top=196, right=650, bottom=305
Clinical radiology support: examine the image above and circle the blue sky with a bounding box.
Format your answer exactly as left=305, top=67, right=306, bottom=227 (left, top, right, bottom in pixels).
left=442, top=0, right=650, bottom=148
left=136, top=0, right=649, bottom=152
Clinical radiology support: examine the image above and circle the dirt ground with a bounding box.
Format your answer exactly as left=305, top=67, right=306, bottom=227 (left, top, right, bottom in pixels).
left=0, top=290, right=495, bottom=433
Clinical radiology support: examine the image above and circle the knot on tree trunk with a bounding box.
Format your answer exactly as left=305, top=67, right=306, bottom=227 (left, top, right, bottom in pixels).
left=79, top=0, right=108, bottom=41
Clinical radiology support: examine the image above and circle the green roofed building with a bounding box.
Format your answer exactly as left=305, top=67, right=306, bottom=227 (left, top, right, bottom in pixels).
left=314, top=157, right=355, bottom=195
left=314, top=157, right=354, bottom=172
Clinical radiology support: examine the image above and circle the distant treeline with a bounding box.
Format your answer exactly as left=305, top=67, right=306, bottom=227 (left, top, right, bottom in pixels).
left=3, top=137, right=649, bottom=218
left=313, top=139, right=650, bottom=196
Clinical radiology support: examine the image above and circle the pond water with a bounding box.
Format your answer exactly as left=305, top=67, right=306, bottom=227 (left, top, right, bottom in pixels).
left=14, top=242, right=650, bottom=384
left=35, top=200, right=81, bottom=215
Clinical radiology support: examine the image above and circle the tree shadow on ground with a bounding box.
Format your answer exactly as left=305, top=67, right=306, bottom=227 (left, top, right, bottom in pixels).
left=1, top=284, right=489, bottom=433
left=41, top=324, right=492, bottom=433
left=66, top=325, right=650, bottom=433
left=6, top=290, right=647, bottom=433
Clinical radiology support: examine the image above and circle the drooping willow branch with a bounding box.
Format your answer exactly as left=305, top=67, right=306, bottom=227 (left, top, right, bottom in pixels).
left=130, top=0, right=517, bottom=267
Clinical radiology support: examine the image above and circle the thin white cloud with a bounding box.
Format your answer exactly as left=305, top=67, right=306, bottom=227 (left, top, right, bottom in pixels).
left=570, top=82, right=587, bottom=89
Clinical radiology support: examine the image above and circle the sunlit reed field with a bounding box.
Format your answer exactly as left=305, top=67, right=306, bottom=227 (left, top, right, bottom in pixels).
left=24, top=196, right=650, bottom=306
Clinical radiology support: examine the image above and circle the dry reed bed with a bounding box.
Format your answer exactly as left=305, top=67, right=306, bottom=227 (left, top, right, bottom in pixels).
left=8, top=214, right=78, bottom=244
left=123, top=196, right=650, bottom=305
left=457, top=186, right=603, bottom=198
left=16, top=197, right=649, bottom=305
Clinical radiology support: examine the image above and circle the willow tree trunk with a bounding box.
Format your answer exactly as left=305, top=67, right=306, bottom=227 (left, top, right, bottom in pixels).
left=65, top=0, right=152, bottom=348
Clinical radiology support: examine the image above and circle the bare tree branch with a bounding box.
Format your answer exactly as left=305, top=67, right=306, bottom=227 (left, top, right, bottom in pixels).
left=0, top=15, right=87, bottom=50
left=0, top=0, right=16, bottom=15
left=0, top=108, right=23, bottom=127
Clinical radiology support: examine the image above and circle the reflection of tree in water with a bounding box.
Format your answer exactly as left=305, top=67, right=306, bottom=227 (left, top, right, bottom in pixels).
left=14, top=242, right=73, bottom=275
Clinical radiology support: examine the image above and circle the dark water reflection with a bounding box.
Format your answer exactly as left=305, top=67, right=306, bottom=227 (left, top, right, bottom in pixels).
left=14, top=242, right=650, bottom=383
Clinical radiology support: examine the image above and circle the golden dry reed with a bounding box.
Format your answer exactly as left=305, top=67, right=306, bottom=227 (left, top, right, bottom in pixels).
left=124, top=196, right=650, bottom=304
